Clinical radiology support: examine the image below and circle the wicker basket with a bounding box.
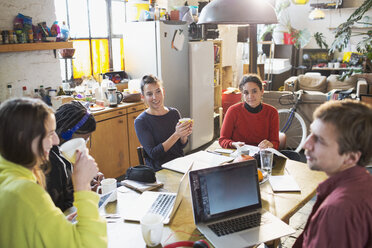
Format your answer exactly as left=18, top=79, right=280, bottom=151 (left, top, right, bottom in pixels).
left=123, top=92, right=141, bottom=102
left=59, top=48, right=76, bottom=58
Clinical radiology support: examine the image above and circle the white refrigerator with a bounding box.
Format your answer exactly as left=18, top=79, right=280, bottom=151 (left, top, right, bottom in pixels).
left=123, top=21, right=214, bottom=151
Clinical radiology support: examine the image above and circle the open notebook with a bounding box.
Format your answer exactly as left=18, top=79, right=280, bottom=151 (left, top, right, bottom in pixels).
left=161, top=151, right=233, bottom=174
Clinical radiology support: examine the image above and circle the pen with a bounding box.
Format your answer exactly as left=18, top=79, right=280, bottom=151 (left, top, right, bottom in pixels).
left=206, top=150, right=221, bottom=155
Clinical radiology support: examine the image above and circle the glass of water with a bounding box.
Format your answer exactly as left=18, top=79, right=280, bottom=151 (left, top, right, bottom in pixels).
left=260, top=150, right=273, bottom=177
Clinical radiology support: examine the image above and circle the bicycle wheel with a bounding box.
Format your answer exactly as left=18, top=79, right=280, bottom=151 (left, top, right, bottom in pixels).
left=278, top=109, right=307, bottom=152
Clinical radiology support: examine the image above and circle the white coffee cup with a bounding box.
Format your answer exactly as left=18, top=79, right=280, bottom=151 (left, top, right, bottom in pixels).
left=260, top=150, right=273, bottom=177
left=140, top=213, right=163, bottom=247
left=178, top=117, right=193, bottom=124
left=96, top=178, right=117, bottom=202
left=59, top=138, right=87, bottom=163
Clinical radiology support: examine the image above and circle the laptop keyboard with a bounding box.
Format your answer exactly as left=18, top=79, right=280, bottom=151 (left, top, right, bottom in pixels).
left=148, top=194, right=176, bottom=218
left=208, top=212, right=262, bottom=237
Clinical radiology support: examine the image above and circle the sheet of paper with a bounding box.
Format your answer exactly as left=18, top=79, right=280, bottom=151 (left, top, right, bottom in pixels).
left=231, top=145, right=288, bottom=159
left=172, top=29, right=185, bottom=51
left=162, top=151, right=233, bottom=174
left=269, top=175, right=301, bottom=192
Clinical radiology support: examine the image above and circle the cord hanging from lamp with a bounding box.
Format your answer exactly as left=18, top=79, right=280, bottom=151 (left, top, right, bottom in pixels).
left=198, top=0, right=277, bottom=74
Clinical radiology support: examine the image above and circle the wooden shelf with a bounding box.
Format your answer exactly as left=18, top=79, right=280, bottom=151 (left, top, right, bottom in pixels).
left=328, top=26, right=371, bottom=30
left=0, top=41, right=73, bottom=53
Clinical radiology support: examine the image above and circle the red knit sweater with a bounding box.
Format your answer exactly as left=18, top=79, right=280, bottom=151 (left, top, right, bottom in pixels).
left=219, top=102, right=279, bottom=149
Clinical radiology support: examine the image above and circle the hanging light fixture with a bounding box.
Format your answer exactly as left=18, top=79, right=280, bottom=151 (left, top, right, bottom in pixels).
left=309, top=8, right=325, bottom=20
left=291, top=0, right=309, bottom=5
left=197, top=0, right=277, bottom=74
left=198, top=0, right=277, bottom=25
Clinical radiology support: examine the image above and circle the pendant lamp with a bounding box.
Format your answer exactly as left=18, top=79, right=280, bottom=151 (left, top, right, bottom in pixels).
left=198, top=0, right=277, bottom=25
left=197, top=0, right=277, bottom=74
left=309, top=8, right=325, bottom=20
left=291, top=0, right=309, bottom=4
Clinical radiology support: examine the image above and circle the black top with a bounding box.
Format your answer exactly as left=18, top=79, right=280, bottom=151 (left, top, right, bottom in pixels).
left=45, top=146, right=74, bottom=212
left=244, top=102, right=263, bottom=113
left=134, top=107, right=187, bottom=171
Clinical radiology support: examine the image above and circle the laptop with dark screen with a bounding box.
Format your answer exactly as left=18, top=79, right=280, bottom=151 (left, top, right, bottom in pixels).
left=189, top=160, right=294, bottom=248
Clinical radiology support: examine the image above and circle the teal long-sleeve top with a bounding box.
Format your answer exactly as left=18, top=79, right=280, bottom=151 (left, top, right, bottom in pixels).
left=0, top=156, right=107, bottom=248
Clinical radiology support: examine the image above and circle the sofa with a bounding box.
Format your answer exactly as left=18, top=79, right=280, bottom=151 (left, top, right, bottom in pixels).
left=263, top=73, right=368, bottom=132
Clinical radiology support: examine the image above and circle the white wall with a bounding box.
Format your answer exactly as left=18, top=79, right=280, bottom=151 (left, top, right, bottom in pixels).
left=0, top=0, right=62, bottom=102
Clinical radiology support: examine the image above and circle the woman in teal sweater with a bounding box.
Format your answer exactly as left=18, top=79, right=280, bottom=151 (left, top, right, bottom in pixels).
left=0, top=98, right=107, bottom=248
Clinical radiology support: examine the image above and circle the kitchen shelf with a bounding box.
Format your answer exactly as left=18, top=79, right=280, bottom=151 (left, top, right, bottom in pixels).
left=328, top=26, right=372, bottom=30
left=0, top=41, right=73, bottom=53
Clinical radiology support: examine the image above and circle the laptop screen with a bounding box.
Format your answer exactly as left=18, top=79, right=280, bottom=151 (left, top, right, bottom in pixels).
left=189, top=160, right=262, bottom=223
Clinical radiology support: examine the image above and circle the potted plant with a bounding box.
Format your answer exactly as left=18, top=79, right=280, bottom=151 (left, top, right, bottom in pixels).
left=329, top=0, right=372, bottom=78
left=259, top=0, right=311, bottom=49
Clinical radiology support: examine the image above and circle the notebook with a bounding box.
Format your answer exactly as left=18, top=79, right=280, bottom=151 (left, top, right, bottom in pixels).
left=162, top=151, right=233, bottom=174
left=123, top=166, right=191, bottom=224
left=189, top=160, right=295, bottom=248
left=121, top=179, right=164, bottom=193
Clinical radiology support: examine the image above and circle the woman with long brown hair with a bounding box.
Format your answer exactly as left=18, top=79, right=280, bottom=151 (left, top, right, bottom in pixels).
left=0, top=98, right=107, bottom=247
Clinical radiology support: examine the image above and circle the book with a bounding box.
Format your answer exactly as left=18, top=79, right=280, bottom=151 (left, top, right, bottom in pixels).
left=269, top=175, right=301, bottom=192
left=121, top=179, right=163, bottom=193
left=161, top=151, right=233, bottom=174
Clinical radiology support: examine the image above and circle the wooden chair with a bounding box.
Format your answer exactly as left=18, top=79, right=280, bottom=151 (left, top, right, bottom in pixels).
left=360, top=94, right=372, bottom=106
left=136, top=146, right=146, bottom=165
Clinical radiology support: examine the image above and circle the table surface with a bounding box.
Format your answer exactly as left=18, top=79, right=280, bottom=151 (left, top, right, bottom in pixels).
left=103, top=144, right=327, bottom=248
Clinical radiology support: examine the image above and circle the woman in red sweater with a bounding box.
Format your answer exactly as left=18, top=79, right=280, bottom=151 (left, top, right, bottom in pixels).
left=219, top=74, right=279, bottom=149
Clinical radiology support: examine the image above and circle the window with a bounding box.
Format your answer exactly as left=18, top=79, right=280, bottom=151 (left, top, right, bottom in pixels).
left=55, top=0, right=125, bottom=81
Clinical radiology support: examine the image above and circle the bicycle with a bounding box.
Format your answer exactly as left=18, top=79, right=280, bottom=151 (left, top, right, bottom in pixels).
left=278, top=87, right=308, bottom=153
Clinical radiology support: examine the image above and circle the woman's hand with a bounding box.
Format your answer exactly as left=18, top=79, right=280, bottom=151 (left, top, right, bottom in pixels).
left=175, top=121, right=193, bottom=139
left=232, top=141, right=245, bottom=149
left=66, top=212, right=77, bottom=222
left=90, top=172, right=105, bottom=192
left=258, top=139, right=273, bottom=149
left=72, top=149, right=99, bottom=192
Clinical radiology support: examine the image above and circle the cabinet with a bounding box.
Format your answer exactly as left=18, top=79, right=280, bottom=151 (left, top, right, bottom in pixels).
left=127, top=104, right=146, bottom=167
left=213, top=40, right=222, bottom=113
left=90, top=102, right=145, bottom=178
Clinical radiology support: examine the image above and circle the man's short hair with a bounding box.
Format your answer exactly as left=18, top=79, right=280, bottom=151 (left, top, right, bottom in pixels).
left=313, top=100, right=372, bottom=166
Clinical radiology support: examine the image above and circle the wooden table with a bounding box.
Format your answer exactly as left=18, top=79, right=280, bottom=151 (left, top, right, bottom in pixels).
left=103, top=151, right=327, bottom=247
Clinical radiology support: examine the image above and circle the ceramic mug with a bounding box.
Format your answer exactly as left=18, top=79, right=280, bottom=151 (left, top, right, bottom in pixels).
left=140, top=213, right=163, bottom=247
left=96, top=178, right=117, bottom=202
left=59, top=138, right=87, bottom=163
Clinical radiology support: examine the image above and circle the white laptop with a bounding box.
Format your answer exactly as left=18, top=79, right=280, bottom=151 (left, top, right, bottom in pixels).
left=123, top=166, right=191, bottom=224
left=189, top=160, right=295, bottom=248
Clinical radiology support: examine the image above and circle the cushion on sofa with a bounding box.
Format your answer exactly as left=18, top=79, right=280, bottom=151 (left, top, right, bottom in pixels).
left=326, top=74, right=357, bottom=92
left=298, top=75, right=328, bottom=93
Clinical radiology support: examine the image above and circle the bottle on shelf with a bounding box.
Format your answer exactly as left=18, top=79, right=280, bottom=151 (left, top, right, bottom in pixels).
left=39, top=85, right=46, bottom=98
left=22, top=86, right=30, bottom=97
left=57, top=86, right=65, bottom=96
left=6, top=84, right=13, bottom=99
left=33, top=89, right=41, bottom=99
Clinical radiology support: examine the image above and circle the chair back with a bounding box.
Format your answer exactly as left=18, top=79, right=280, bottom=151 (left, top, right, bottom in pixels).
left=360, top=94, right=372, bottom=106
left=137, top=146, right=146, bottom=165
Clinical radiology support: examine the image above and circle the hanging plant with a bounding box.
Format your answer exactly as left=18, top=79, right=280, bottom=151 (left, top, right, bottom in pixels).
left=329, top=0, right=372, bottom=77
left=314, top=32, right=329, bottom=50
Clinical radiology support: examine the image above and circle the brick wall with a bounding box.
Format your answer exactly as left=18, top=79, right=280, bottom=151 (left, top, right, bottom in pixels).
left=0, top=0, right=62, bottom=102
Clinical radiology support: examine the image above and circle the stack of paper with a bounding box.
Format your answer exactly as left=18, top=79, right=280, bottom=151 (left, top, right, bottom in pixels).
left=269, top=175, right=301, bottom=192
left=121, top=180, right=163, bottom=193
left=162, top=151, right=233, bottom=174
